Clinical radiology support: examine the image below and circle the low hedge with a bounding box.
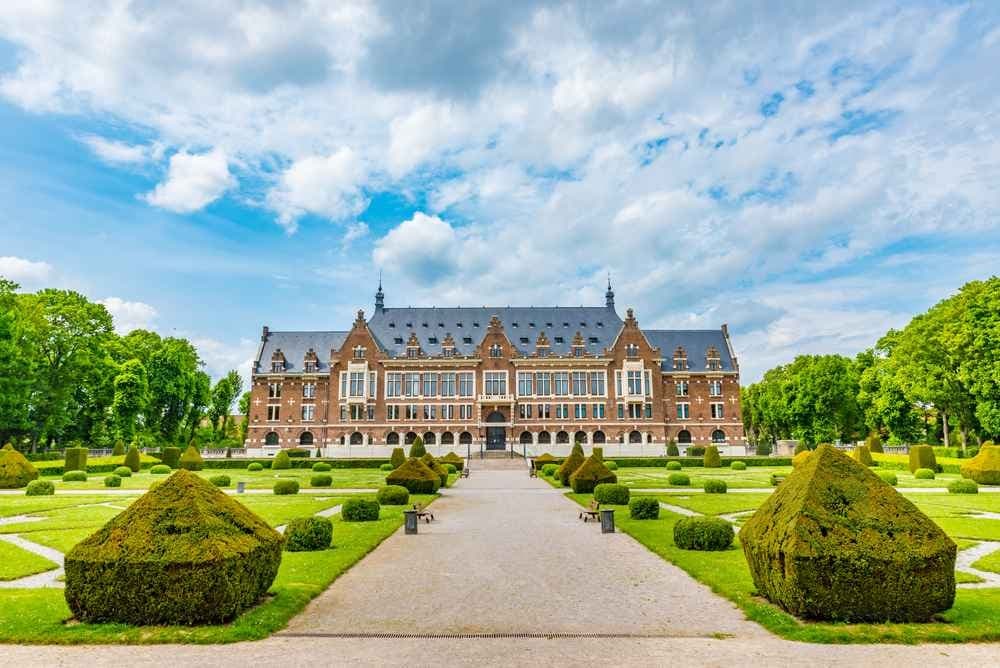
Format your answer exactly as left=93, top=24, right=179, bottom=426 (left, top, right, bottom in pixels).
left=666, top=461, right=682, bottom=471
left=312, top=462, right=332, bottom=472
left=113, top=466, right=132, bottom=477
left=310, top=474, right=332, bottom=487
left=284, top=517, right=333, bottom=552
left=593, top=483, right=630, bottom=505
left=730, top=461, right=746, bottom=471
left=200, top=458, right=390, bottom=470
left=342, top=498, right=380, bottom=521
left=629, top=496, right=659, bottom=519
left=673, top=516, right=734, bottom=551
left=104, top=474, right=122, bottom=488
left=604, top=456, right=792, bottom=468
left=149, top=464, right=171, bottom=475
left=686, top=446, right=706, bottom=457
left=62, top=470, right=87, bottom=482
left=26, top=479, right=55, bottom=496
left=914, top=468, right=936, bottom=480
left=209, top=475, right=231, bottom=488
left=704, top=479, right=728, bottom=494
left=285, top=448, right=310, bottom=458
left=273, top=479, right=300, bottom=495
left=247, top=462, right=264, bottom=472
left=877, top=471, right=898, bottom=486
left=668, top=473, right=690, bottom=486
left=948, top=479, right=978, bottom=494
left=376, top=485, right=410, bottom=505
left=605, top=461, right=618, bottom=471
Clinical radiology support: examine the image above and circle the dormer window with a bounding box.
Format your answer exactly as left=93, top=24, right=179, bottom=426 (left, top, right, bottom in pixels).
left=673, top=346, right=688, bottom=370
left=463, top=336, right=473, bottom=344
left=270, top=348, right=286, bottom=373
left=407, top=348, right=418, bottom=358
left=304, top=361, right=317, bottom=372
left=353, top=345, right=366, bottom=360
left=272, top=361, right=283, bottom=372
left=489, top=344, right=502, bottom=358
left=626, top=344, right=639, bottom=358
left=428, top=337, right=439, bottom=344
left=554, top=336, right=564, bottom=344
left=443, top=347, right=454, bottom=358
left=706, top=346, right=722, bottom=371
left=573, top=347, right=583, bottom=357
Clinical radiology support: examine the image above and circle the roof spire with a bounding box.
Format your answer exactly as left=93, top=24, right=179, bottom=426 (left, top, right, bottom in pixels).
left=375, top=272, right=384, bottom=312
left=605, top=273, right=615, bottom=309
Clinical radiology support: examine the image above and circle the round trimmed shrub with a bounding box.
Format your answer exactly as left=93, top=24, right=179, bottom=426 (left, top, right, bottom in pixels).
left=914, top=468, right=935, bottom=480
left=666, top=461, right=682, bottom=471
left=673, top=516, right=734, bottom=551
left=445, top=463, right=457, bottom=474
left=730, top=461, right=747, bottom=471
left=62, top=470, right=87, bottom=482
left=310, top=474, right=333, bottom=487
left=593, top=483, right=630, bottom=505
left=877, top=471, right=898, bottom=486
left=629, top=496, right=660, bottom=520
left=0, top=444, right=39, bottom=489
left=666, top=440, right=679, bottom=457
left=379, top=463, right=393, bottom=471
left=668, top=473, right=690, bottom=486
left=247, top=462, right=264, bottom=472
left=541, top=463, right=558, bottom=477
left=209, top=475, right=231, bottom=488
left=312, top=462, right=332, bottom=472
left=605, top=461, right=618, bottom=471
left=124, top=444, right=141, bottom=472
left=342, top=498, right=380, bottom=522
left=271, top=450, right=291, bottom=470
left=948, top=479, right=978, bottom=494
left=114, top=466, right=133, bottom=477
left=104, top=474, right=122, bottom=488
left=273, top=479, right=300, bottom=495
left=385, top=458, right=440, bottom=494
left=704, top=479, right=728, bottom=494
left=376, top=485, right=410, bottom=505
left=149, top=464, right=171, bottom=475
left=26, top=479, right=55, bottom=496
left=284, top=516, right=333, bottom=552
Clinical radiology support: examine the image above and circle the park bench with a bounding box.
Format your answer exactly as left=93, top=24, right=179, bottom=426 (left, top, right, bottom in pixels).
left=460, top=465, right=470, bottom=478
left=579, top=500, right=600, bottom=522
left=413, top=503, right=434, bottom=523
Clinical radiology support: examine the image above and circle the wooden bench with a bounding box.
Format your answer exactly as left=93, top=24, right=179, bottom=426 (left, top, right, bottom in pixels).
left=579, top=500, right=600, bottom=522
left=413, top=503, right=434, bottom=523
left=460, top=466, right=470, bottom=478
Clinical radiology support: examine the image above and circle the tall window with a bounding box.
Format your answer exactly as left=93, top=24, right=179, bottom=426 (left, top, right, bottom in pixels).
left=677, top=403, right=690, bottom=419
left=675, top=381, right=689, bottom=397
left=302, top=382, right=315, bottom=399
left=627, top=370, right=642, bottom=395
left=518, top=372, right=533, bottom=396
left=386, top=372, right=402, bottom=397
left=538, top=404, right=551, bottom=419
left=554, top=372, right=569, bottom=396
left=459, top=404, right=473, bottom=419
left=644, top=403, right=653, bottom=418
left=423, top=405, right=436, bottom=420
left=644, top=370, right=653, bottom=397
left=422, top=373, right=438, bottom=397
left=708, top=380, right=722, bottom=397
left=267, top=405, right=280, bottom=421
left=442, top=404, right=455, bottom=420
left=404, top=373, right=420, bottom=397
left=353, top=345, right=366, bottom=359
left=710, top=402, right=724, bottom=419
left=484, top=372, right=506, bottom=396
left=592, top=403, right=605, bottom=419
left=302, top=405, right=315, bottom=421
left=369, top=372, right=377, bottom=397
left=268, top=383, right=281, bottom=399
left=443, top=346, right=455, bottom=358
left=535, top=372, right=551, bottom=395
left=628, top=403, right=643, bottom=419
left=458, top=372, right=474, bottom=397
left=589, top=372, right=605, bottom=396
left=349, top=371, right=365, bottom=397
left=387, top=405, right=399, bottom=420
left=572, top=371, right=587, bottom=396
left=405, top=404, right=418, bottom=420
left=350, top=404, right=364, bottom=420
left=440, top=372, right=456, bottom=397
left=519, top=404, right=532, bottom=419
left=556, top=403, right=569, bottom=419
left=574, top=403, right=586, bottom=419
left=489, top=344, right=502, bottom=358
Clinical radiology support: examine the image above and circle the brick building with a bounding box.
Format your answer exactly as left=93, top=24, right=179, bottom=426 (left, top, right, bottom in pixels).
left=245, top=282, right=745, bottom=455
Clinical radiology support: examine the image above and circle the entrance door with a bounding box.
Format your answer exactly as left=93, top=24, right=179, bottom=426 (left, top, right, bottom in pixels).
left=485, top=411, right=507, bottom=450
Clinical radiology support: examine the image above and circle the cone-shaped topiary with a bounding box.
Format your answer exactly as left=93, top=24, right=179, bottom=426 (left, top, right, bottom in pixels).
left=409, top=435, right=426, bottom=458
left=866, top=432, right=884, bottom=454
left=703, top=445, right=721, bottom=468
left=852, top=444, right=874, bottom=467
left=740, top=445, right=956, bottom=623
left=792, top=450, right=812, bottom=468
left=178, top=444, right=203, bottom=471
left=569, top=454, right=617, bottom=493
left=439, top=451, right=465, bottom=472
left=160, top=446, right=181, bottom=469
left=124, top=443, right=141, bottom=472
left=960, top=444, right=1000, bottom=485
left=421, top=453, right=448, bottom=487
left=556, top=447, right=586, bottom=487
left=271, top=450, right=291, bottom=470
left=666, top=439, right=679, bottom=457
left=908, top=445, right=937, bottom=474
left=0, top=443, right=38, bottom=489
left=112, top=440, right=125, bottom=457
left=64, top=446, right=88, bottom=472
left=64, top=469, right=283, bottom=625
left=591, top=446, right=603, bottom=461
left=385, top=457, right=440, bottom=494
left=390, top=447, right=406, bottom=469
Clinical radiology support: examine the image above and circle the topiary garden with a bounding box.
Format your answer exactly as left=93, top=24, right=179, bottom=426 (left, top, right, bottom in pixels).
left=959, top=443, right=1000, bottom=485
left=908, top=444, right=937, bottom=474
left=150, top=464, right=171, bottom=475
left=556, top=443, right=585, bottom=486
left=273, top=479, right=299, bottom=495
left=390, top=447, right=406, bottom=469
left=668, top=472, right=690, bottom=486
left=284, top=517, right=332, bottom=552
left=703, top=479, right=727, bottom=494
left=271, top=450, right=291, bottom=470
left=569, top=454, right=617, bottom=493
left=310, top=474, right=333, bottom=488
left=342, top=498, right=380, bottom=522
left=629, top=496, right=659, bottom=520
left=385, top=457, right=440, bottom=494
left=376, top=485, right=410, bottom=505
left=178, top=444, right=203, bottom=472
left=104, top=474, right=122, bottom=488
left=124, top=443, right=141, bottom=472
left=0, top=443, right=39, bottom=489
left=593, top=483, right=629, bottom=505
left=62, top=470, right=87, bottom=482
left=26, top=479, right=55, bottom=496
left=209, top=475, right=231, bottom=488
left=703, top=445, right=721, bottom=468
left=673, top=516, right=734, bottom=551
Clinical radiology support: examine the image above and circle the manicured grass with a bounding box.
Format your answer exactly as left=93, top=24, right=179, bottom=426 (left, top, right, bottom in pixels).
left=955, top=571, right=985, bottom=584
left=0, top=496, right=123, bottom=517
left=0, top=540, right=59, bottom=581
left=971, top=547, right=1000, bottom=574
left=652, top=493, right=772, bottom=516
left=614, top=464, right=965, bottom=490
left=36, top=467, right=387, bottom=491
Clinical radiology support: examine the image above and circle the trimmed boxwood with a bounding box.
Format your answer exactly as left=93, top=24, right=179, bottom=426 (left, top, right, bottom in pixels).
left=124, top=444, right=141, bottom=472
left=312, top=462, right=332, bottom=472
left=591, top=447, right=604, bottom=461
left=284, top=517, right=332, bottom=552
left=853, top=445, right=875, bottom=467
left=271, top=450, right=291, bottom=470
left=542, top=463, right=558, bottom=477
left=703, top=445, right=721, bottom=468
left=104, top=474, right=122, bottom=488
left=390, top=447, right=406, bottom=469
left=908, top=445, right=938, bottom=474
left=64, top=446, right=88, bottom=473
left=376, top=484, right=410, bottom=505
left=273, top=479, right=300, bottom=495
left=64, top=469, right=283, bottom=625
left=730, top=461, right=746, bottom=471
left=960, top=444, right=1000, bottom=485
left=569, top=454, right=617, bottom=493
left=342, top=498, right=380, bottom=522
left=178, top=445, right=203, bottom=472
left=26, top=479, right=55, bottom=496
left=593, top=483, right=629, bottom=505
left=286, top=448, right=309, bottom=459
left=113, top=466, right=132, bottom=477
left=666, top=461, right=682, bottom=471
left=605, top=461, right=618, bottom=471
left=687, top=445, right=706, bottom=457
left=209, top=475, right=231, bottom=488
left=792, top=450, right=812, bottom=468
left=704, top=479, right=728, bottom=494
left=112, top=440, right=125, bottom=457
left=866, top=432, right=884, bottom=454
left=444, top=463, right=457, bottom=474
left=385, top=457, right=440, bottom=494
left=439, top=452, right=465, bottom=471
left=421, top=453, right=449, bottom=487
left=160, top=446, right=181, bottom=469
left=914, top=468, right=935, bottom=480
left=408, top=436, right=426, bottom=458
left=877, top=471, right=898, bottom=486
left=668, top=472, right=690, bottom=486
left=150, top=464, right=171, bottom=475
left=62, top=470, right=87, bottom=482
left=0, top=444, right=39, bottom=489
left=674, top=516, right=734, bottom=551
left=310, top=474, right=333, bottom=487
left=666, top=440, right=679, bottom=457
left=629, top=496, right=660, bottom=520
left=948, top=479, right=978, bottom=494
left=379, top=463, right=393, bottom=471
left=247, top=462, right=264, bottom=472
left=556, top=444, right=586, bottom=487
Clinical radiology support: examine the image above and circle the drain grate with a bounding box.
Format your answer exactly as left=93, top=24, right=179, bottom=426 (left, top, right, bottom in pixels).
left=275, top=631, right=716, bottom=640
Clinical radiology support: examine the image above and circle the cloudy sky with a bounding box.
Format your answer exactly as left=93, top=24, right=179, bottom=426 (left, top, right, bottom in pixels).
left=1, top=1, right=998, bottom=383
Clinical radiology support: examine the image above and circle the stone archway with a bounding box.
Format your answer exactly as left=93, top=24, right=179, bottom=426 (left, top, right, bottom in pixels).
left=265, top=431, right=279, bottom=446
left=592, top=430, right=606, bottom=444
left=441, top=432, right=455, bottom=446
left=677, top=429, right=692, bottom=444
left=349, top=431, right=363, bottom=445
left=537, top=431, right=551, bottom=445
left=386, top=432, right=400, bottom=446
left=555, top=430, right=569, bottom=444
left=629, top=430, right=642, bottom=443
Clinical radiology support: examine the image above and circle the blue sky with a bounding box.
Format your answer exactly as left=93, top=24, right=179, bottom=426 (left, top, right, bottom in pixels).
left=1, top=1, right=999, bottom=383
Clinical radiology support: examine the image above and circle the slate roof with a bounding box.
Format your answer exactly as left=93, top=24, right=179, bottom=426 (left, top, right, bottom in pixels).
left=643, top=330, right=735, bottom=372
left=255, top=330, right=349, bottom=373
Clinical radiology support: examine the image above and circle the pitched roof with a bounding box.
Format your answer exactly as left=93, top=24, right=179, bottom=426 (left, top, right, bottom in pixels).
left=255, top=330, right=349, bottom=373
left=643, top=329, right=735, bottom=372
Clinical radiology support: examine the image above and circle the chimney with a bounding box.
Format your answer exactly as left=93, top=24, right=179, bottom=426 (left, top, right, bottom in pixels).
left=721, top=323, right=728, bottom=338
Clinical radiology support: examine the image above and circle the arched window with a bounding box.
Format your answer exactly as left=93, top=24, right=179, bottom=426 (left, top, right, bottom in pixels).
left=556, top=430, right=569, bottom=444
left=423, top=432, right=436, bottom=445
left=629, top=430, right=642, bottom=443
left=349, top=431, right=363, bottom=445
left=265, top=431, right=279, bottom=446
left=537, top=431, right=551, bottom=444
left=677, top=429, right=692, bottom=444
left=712, top=429, right=726, bottom=444
left=404, top=431, right=417, bottom=445
left=386, top=432, right=400, bottom=445
left=592, top=430, right=606, bottom=444
left=299, top=431, right=314, bottom=446
left=574, top=430, right=587, bottom=445
left=459, top=431, right=473, bottom=445
left=519, top=431, right=533, bottom=444
left=440, top=432, right=454, bottom=445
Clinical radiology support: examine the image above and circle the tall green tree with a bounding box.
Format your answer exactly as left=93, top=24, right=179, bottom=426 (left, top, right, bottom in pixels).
left=146, top=338, right=202, bottom=441
left=237, top=390, right=251, bottom=444
left=0, top=280, right=37, bottom=445
left=111, top=359, right=148, bottom=442
left=208, top=370, right=243, bottom=439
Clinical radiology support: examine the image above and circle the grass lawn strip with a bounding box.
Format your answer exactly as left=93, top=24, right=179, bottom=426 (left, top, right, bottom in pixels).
left=0, top=539, right=59, bottom=581
left=970, top=545, right=1000, bottom=575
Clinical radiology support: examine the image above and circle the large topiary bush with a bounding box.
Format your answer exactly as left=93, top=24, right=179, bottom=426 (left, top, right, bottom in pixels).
left=668, top=472, right=690, bottom=486
left=420, top=453, right=449, bottom=487
left=271, top=450, right=291, bottom=470
left=569, top=454, right=617, bottom=493
left=178, top=445, right=203, bottom=472
left=439, top=452, right=465, bottom=471
left=160, top=446, right=181, bottom=469
left=556, top=444, right=586, bottom=487
left=63, top=470, right=87, bottom=482
left=104, top=474, right=122, bottom=488
left=593, top=483, right=629, bottom=505
left=342, top=498, right=380, bottom=522
left=533, top=453, right=557, bottom=471
left=740, top=445, right=956, bottom=622
left=408, top=436, right=426, bottom=458
left=703, top=445, right=721, bottom=468
left=908, top=445, right=937, bottom=474
left=605, top=460, right=618, bottom=471
left=112, top=440, right=125, bottom=457
left=666, top=461, right=682, bottom=471
left=390, top=447, right=406, bottom=469
left=674, top=516, right=734, bottom=551
left=273, top=479, right=299, bottom=495
left=0, top=444, right=39, bottom=489
left=591, top=446, right=603, bottom=461
left=866, top=432, right=884, bottom=454
left=64, top=446, right=88, bottom=473
left=310, top=474, right=333, bottom=487
left=948, top=479, right=978, bottom=494
left=792, top=450, right=812, bottom=468
left=959, top=444, right=1000, bottom=485
left=284, top=517, right=332, bottom=552
left=65, top=470, right=283, bottom=625
left=385, top=457, right=440, bottom=494
left=629, top=497, right=659, bottom=520
left=150, top=464, right=171, bottom=475
left=26, top=479, right=55, bottom=496
left=376, top=485, right=410, bottom=505
left=666, top=439, right=679, bottom=457
left=379, top=463, right=393, bottom=471
left=312, top=462, right=331, bottom=472
left=852, top=444, right=874, bottom=467
left=687, top=445, right=705, bottom=457
left=124, top=443, right=141, bottom=472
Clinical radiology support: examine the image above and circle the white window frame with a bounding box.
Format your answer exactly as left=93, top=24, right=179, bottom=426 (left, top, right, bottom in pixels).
left=677, top=402, right=690, bottom=420
left=302, top=404, right=315, bottom=422
left=483, top=371, right=507, bottom=396
left=710, top=402, right=724, bottom=419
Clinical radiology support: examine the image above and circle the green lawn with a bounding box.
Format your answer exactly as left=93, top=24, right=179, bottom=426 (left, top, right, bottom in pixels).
left=972, top=547, right=1000, bottom=575
left=0, top=490, right=433, bottom=643
left=611, top=464, right=965, bottom=490
left=36, top=467, right=388, bottom=491
left=570, top=489, right=1000, bottom=644
left=0, top=540, right=59, bottom=581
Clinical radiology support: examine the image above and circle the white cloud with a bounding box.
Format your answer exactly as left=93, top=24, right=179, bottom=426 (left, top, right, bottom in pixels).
left=190, top=336, right=258, bottom=389
left=0, top=256, right=52, bottom=286
left=79, top=134, right=164, bottom=165
left=97, top=297, right=158, bottom=333
left=267, top=148, right=368, bottom=232
left=143, top=149, right=234, bottom=213
left=373, top=213, right=458, bottom=284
